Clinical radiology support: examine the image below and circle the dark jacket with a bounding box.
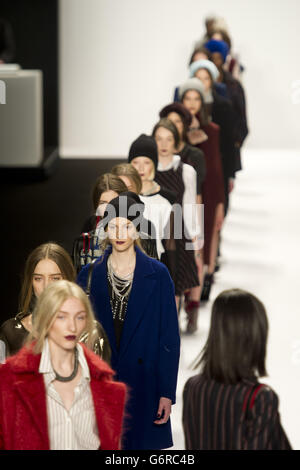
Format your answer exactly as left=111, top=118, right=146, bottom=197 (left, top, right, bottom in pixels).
left=178, top=144, right=206, bottom=195
left=222, top=70, right=249, bottom=172
left=77, top=246, right=180, bottom=450
left=0, top=343, right=126, bottom=450
left=0, top=313, right=112, bottom=365
left=211, top=91, right=236, bottom=180
left=183, top=374, right=292, bottom=450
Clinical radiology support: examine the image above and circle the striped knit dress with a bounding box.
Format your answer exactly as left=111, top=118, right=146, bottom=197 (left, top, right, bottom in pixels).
left=182, top=374, right=292, bottom=450
left=155, top=161, right=199, bottom=295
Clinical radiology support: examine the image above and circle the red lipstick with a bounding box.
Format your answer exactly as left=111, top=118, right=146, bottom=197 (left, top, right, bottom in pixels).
left=65, top=335, right=76, bottom=341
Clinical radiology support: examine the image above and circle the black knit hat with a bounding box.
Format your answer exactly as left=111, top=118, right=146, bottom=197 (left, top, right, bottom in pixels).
left=103, top=194, right=145, bottom=230
left=128, top=134, right=158, bottom=169
left=159, top=102, right=193, bottom=127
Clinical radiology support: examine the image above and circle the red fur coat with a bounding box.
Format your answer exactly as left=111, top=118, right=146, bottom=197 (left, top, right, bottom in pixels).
left=0, top=342, right=127, bottom=450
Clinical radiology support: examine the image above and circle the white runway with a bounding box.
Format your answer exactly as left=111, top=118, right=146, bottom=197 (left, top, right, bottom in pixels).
left=171, top=149, right=300, bottom=450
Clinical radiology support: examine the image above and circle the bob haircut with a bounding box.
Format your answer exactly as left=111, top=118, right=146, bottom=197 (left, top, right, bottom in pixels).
left=152, top=118, right=180, bottom=150
left=28, top=280, right=97, bottom=354
left=92, top=173, right=128, bottom=211
left=19, top=243, right=76, bottom=318
left=111, top=163, right=143, bottom=195
left=193, top=289, right=268, bottom=384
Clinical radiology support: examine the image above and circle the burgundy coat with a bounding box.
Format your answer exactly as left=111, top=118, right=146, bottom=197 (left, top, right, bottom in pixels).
left=194, top=122, right=225, bottom=265
left=0, top=343, right=127, bottom=450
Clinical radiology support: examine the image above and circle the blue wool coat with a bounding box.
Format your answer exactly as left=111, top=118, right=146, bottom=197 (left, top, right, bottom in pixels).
left=77, top=246, right=180, bottom=450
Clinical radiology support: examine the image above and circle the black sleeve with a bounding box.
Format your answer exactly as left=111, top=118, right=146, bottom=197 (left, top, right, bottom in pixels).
left=243, top=387, right=292, bottom=450
left=188, top=147, right=207, bottom=194
left=81, top=215, right=97, bottom=233
left=159, top=188, right=177, bottom=205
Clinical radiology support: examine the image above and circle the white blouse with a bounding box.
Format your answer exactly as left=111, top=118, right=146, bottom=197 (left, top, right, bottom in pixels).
left=157, top=155, right=202, bottom=241
left=39, top=339, right=100, bottom=450
left=139, top=192, right=172, bottom=259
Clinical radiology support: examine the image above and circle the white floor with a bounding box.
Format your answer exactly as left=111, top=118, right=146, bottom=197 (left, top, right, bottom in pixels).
left=171, top=149, right=300, bottom=450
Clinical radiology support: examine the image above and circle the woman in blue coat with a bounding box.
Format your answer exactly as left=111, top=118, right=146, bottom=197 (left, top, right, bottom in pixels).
left=77, top=194, right=180, bottom=450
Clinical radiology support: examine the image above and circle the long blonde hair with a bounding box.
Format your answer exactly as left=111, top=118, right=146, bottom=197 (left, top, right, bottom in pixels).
left=27, top=280, right=97, bottom=354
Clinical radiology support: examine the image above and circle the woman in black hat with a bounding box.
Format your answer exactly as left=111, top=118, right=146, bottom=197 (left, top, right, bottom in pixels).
left=77, top=194, right=180, bottom=450
left=127, top=134, right=176, bottom=274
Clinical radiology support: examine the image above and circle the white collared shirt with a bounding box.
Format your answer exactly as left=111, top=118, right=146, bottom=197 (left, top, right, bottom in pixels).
left=157, top=155, right=202, bottom=239
left=39, top=339, right=100, bottom=450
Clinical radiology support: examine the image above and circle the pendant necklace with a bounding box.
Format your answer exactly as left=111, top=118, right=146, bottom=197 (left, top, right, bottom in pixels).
left=54, top=348, right=79, bottom=382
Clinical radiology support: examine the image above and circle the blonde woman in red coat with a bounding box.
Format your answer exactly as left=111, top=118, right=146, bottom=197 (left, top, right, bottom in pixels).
left=0, top=280, right=126, bottom=450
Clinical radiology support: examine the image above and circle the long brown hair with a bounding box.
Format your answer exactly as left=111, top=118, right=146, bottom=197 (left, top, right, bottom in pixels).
left=19, top=243, right=76, bottom=317
left=193, top=289, right=268, bottom=384
left=92, top=173, right=128, bottom=211
left=111, top=163, right=143, bottom=195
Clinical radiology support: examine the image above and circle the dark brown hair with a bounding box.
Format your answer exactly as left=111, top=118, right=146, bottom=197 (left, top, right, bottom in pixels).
left=92, top=173, right=128, bottom=210
left=152, top=118, right=180, bottom=149
left=19, top=243, right=76, bottom=317
left=111, top=164, right=142, bottom=195
left=189, top=46, right=212, bottom=65
left=180, top=90, right=209, bottom=127
left=193, top=289, right=268, bottom=384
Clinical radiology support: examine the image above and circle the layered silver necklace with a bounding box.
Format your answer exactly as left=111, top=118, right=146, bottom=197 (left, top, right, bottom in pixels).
left=107, top=255, right=134, bottom=321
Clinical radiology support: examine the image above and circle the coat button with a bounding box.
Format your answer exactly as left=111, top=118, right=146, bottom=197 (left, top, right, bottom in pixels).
left=138, top=358, right=143, bottom=364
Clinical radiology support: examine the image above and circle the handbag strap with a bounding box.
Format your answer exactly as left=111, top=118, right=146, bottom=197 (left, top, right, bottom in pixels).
left=243, top=383, right=265, bottom=420
left=85, top=258, right=97, bottom=297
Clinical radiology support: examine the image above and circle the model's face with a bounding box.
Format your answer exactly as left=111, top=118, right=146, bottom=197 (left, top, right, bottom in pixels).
left=211, top=52, right=224, bottom=70
left=131, top=157, right=154, bottom=182
left=212, top=32, right=223, bottom=41
left=107, top=217, right=137, bottom=252
left=192, top=52, right=208, bottom=63
left=119, top=175, right=137, bottom=193
left=195, top=68, right=212, bottom=92
left=182, top=90, right=202, bottom=116
left=167, top=112, right=184, bottom=140
left=154, top=127, right=175, bottom=159
left=33, top=259, right=63, bottom=297
left=97, top=190, right=119, bottom=217
left=48, top=297, right=87, bottom=351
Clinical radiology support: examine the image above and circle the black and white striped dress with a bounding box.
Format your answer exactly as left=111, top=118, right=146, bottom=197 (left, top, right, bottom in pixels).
left=155, top=158, right=199, bottom=295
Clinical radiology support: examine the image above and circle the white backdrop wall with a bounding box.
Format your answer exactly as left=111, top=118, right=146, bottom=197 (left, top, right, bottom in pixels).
left=59, top=0, right=300, bottom=158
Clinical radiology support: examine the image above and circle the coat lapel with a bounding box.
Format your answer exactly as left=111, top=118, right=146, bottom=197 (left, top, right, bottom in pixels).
left=82, top=345, right=126, bottom=450
left=118, top=248, right=157, bottom=359
left=92, top=248, right=118, bottom=357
